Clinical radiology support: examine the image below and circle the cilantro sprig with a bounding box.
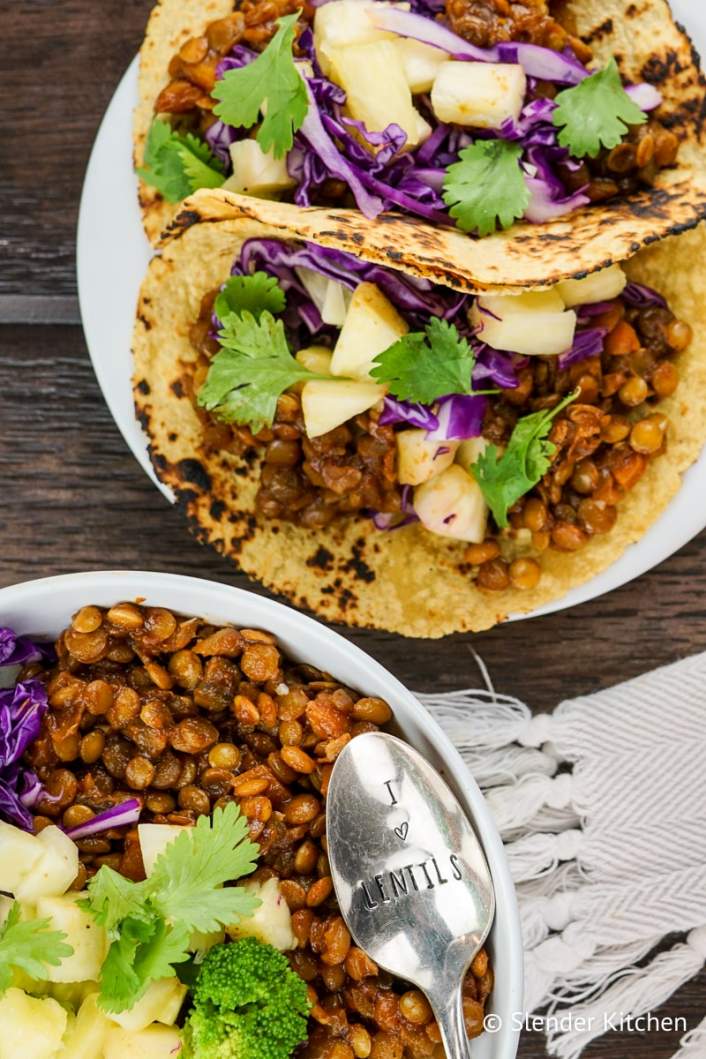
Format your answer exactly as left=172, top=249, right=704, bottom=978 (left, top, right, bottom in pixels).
left=198, top=311, right=330, bottom=433
left=371, top=319, right=477, bottom=403
left=137, top=118, right=225, bottom=202
left=212, top=13, right=308, bottom=159
left=215, top=272, right=286, bottom=324
left=80, top=802, right=260, bottom=1013
left=0, top=902, right=73, bottom=994
left=472, top=391, right=578, bottom=528
left=442, top=140, right=530, bottom=236
left=552, top=59, right=647, bottom=159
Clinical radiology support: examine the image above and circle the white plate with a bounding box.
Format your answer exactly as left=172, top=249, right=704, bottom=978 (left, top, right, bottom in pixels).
left=77, top=2, right=706, bottom=621
left=0, top=569, right=523, bottom=1059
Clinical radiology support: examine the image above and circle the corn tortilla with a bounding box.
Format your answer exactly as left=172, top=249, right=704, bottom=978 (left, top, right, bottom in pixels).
left=132, top=217, right=706, bottom=637
left=135, top=0, right=706, bottom=287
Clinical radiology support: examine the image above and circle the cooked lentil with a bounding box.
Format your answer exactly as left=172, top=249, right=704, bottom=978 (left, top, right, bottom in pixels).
left=23, top=605, right=493, bottom=1055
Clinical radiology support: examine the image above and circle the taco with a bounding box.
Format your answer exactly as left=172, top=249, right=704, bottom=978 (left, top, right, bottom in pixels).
left=134, top=0, right=706, bottom=279
left=133, top=211, right=706, bottom=637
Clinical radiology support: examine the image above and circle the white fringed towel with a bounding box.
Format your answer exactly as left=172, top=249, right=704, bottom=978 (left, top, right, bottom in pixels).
left=418, top=651, right=706, bottom=1059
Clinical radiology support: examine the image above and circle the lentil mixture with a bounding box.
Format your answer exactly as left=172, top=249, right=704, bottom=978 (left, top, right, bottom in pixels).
left=187, top=280, right=691, bottom=592
left=152, top=0, right=679, bottom=209
left=22, top=604, right=493, bottom=1057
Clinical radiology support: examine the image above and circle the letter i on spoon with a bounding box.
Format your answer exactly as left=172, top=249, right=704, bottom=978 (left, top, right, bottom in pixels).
left=326, top=731, right=496, bottom=1059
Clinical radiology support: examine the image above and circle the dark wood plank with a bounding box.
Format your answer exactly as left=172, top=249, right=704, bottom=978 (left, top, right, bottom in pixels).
left=0, top=0, right=153, bottom=299
left=1, top=323, right=704, bottom=1057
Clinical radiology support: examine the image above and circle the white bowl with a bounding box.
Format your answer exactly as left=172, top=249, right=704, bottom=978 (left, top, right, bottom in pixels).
left=0, top=570, right=522, bottom=1058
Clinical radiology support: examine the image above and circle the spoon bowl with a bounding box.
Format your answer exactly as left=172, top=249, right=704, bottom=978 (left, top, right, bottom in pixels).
left=327, top=732, right=496, bottom=1059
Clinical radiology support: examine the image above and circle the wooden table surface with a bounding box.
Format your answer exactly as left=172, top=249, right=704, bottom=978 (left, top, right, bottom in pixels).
left=2, top=3, right=704, bottom=1056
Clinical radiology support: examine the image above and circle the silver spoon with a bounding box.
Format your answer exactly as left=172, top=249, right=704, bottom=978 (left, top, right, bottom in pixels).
left=326, top=731, right=496, bottom=1059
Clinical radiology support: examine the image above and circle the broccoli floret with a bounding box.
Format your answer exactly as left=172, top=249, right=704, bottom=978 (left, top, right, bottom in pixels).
left=182, top=937, right=310, bottom=1059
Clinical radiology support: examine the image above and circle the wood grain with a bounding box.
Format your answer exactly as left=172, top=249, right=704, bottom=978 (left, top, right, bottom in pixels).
left=2, top=0, right=706, bottom=1053
left=1, top=324, right=705, bottom=1056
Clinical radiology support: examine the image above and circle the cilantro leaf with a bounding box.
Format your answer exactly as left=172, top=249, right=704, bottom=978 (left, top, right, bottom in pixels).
left=148, top=803, right=261, bottom=934
left=84, top=801, right=261, bottom=1013
left=212, top=13, right=308, bottom=159
left=370, top=319, right=475, bottom=403
left=99, top=914, right=158, bottom=1013
left=137, top=118, right=225, bottom=202
left=552, top=58, right=647, bottom=159
left=215, top=272, right=287, bottom=325
left=471, top=391, right=578, bottom=528
left=132, top=919, right=192, bottom=986
left=0, top=902, right=73, bottom=994
left=198, top=310, right=326, bottom=432
left=79, top=866, right=147, bottom=937
left=442, top=140, right=530, bottom=236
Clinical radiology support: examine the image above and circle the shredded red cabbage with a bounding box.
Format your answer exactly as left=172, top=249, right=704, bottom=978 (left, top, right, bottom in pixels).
left=472, top=343, right=523, bottom=389
left=204, top=119, right=240, bottom=168
left=232, top=238, right=470, bottom=329
left=369, top=6, right=498, bottom=61
left=64, top=798, right=142, bottom=840
left=496, top=42, right=588, bottom=84
left=0, top=677, right=49, bottom=830
left=625, top=82, right=663, bottom=111
left=370, top=486, right=420, bottom=531
left=298, top=81, right=385, bottom=218
left=0, top=627, right=47, bottom=669
left=577, top=301, right=616, bottom=319
left=380, top=397, right=440, bottom=431
left=426, top=394, right=486, bottom=440
left=522, top=143, right=590, bottom=222
left=558, top=327, right=608, bottom=370
left=623, top=281, right=668, bottom=309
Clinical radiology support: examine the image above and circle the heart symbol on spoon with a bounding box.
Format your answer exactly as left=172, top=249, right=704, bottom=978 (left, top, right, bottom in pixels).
left=394, top=821, right=409, bottom=841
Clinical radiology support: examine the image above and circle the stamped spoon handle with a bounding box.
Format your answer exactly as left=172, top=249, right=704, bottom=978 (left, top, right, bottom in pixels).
left=431, top=985, right=473, bottom=1059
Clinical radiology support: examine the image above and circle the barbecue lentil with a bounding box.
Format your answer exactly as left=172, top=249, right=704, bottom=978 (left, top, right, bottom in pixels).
left=23, top=606, right=492, bottom=1054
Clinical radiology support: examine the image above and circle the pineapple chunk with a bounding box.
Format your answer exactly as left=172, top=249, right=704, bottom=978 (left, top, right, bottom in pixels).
left=0, top=895, right=12, bottom=926
left=227, top=877, right=295, bottom=951
left=328, top=41, right=428, bottom=148
left=294, top=269, right=352, bottom=327
left=15, top=826, right=78, bottom=902
left=331, top=282, right=408, bottom=380
left=481, top=289, right=566, bottom=314
left=108, top=979, right=187, bottom=1033
left=222, top=139, right=296, bottom=198
left=414, top=465, right=488, bottom=543
left=471, top=291, right=576, bottom=357
left=103, top=1024, right=183, bottom=1059
left=431, top=61, right=526, bottom=128
left=48, top=982, right=97, bottom=1009
left=314, top=0, right=396, bottom=77
left=0, top=821, right=43, bottom=894
left=397, top=431, right=459, bottom=486
left=0, top=989, right=68, bottom=1059
left=296, top=345, right=333, bottom=375
left=137, top=823, right=185, bottom=877
left=35, top=894, right=108, bottom=983
left=557, top=264, right=627, bottom=307
left=56, top=993, right=111, bottom=1059
left=302, top=380, right=386, bottom=438
left=455, top=436, right=487, bottom=469
left=189, top=927, right=225, bottom=958
left=395, top=38, right=449, bottom=94
left=322, top=280, right=352, bottom=327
